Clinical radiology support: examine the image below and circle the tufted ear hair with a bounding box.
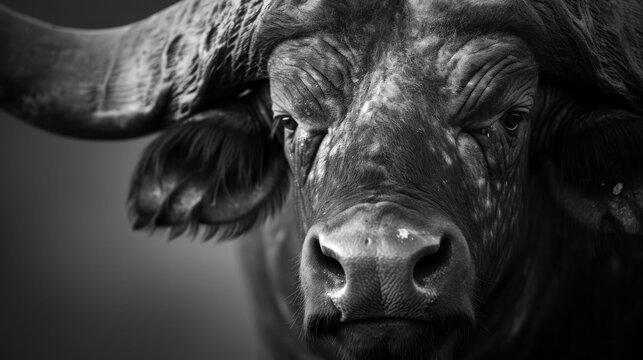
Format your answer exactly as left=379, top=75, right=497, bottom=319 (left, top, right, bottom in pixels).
left=545, top=109, right=643, bottom=235
left=128, top=89, right=289, bottom=240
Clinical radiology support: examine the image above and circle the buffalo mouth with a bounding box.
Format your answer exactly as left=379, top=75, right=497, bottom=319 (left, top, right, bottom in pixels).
left=305, top=314, right=473, bottom=360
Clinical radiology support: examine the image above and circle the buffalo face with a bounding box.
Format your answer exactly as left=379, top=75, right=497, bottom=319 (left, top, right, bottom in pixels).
left=3, top=0, right=642, bottom=359
left=267, top=6, right=538, bottom=358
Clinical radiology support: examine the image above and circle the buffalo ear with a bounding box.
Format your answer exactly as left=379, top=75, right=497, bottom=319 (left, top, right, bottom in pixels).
left=546, top=109, right=643, bottom=235
left=128, top=98, right=289, bottom=240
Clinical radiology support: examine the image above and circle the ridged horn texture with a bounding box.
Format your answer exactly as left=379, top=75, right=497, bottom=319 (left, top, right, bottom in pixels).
left=0, top=0, right=268, bottom=139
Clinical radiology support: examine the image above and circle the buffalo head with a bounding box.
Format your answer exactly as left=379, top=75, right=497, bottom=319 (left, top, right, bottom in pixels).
left=1, top=1, right=642, bottom=359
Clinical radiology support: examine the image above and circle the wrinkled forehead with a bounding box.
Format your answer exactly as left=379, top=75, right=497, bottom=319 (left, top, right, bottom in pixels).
left=268, top=0, right=538, bottom=122
left=269, top=0, right=543, bottom=53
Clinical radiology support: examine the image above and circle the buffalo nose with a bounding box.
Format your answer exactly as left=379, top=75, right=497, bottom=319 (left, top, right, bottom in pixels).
left=301, top=208, right=472, bottom=321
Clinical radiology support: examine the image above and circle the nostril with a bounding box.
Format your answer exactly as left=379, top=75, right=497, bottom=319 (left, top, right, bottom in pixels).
left=313, top=237, right=345, bottom=281
left=413, top=235, right=452, bottom=286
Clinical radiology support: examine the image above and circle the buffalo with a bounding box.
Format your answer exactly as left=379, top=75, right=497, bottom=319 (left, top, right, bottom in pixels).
left=1, top=0, right=642, bottom=359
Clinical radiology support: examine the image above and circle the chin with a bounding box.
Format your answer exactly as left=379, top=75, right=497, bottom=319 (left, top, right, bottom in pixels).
left=306, top=317, right=467, bottom=360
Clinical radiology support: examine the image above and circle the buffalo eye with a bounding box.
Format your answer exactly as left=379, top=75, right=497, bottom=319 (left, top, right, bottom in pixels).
left=500, top=110, right=526, bottom=132
left=275, top=115, right=298, bottom=132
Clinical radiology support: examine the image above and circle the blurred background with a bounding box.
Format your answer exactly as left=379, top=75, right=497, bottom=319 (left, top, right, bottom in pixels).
left=0, top=1, right=260, bottom=359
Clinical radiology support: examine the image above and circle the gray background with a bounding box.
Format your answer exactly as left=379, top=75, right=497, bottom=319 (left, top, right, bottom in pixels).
left=0, top=1, right=260, bottom=359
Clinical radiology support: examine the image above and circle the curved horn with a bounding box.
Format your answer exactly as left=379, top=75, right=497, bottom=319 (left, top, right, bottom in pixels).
left=0, top=0, right=268, bottom=139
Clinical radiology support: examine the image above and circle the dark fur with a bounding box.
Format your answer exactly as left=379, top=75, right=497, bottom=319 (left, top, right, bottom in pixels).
left=531, top=0, right=643, bottom=111
left=552, top=109, right=643, bottom=189
left=128, top=90, right=289, bottom=240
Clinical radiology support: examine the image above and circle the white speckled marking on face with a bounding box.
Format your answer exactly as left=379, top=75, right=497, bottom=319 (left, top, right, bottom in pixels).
left=412, top=34, right=441, bottom=55
left=357, top=72, right=405, bottom=123
left=397, top=228, right=410, bottom=240
left=613, top=182, right=624, bottom=196
left=368, top=141, right=382, bottom=154
left=442, top=152, right=453, bottom=166
left=485, top=198, right=493, bottom=209
left=328, top=138, right=349, bottom=160
left=446, top=132, right=457, bottom=146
